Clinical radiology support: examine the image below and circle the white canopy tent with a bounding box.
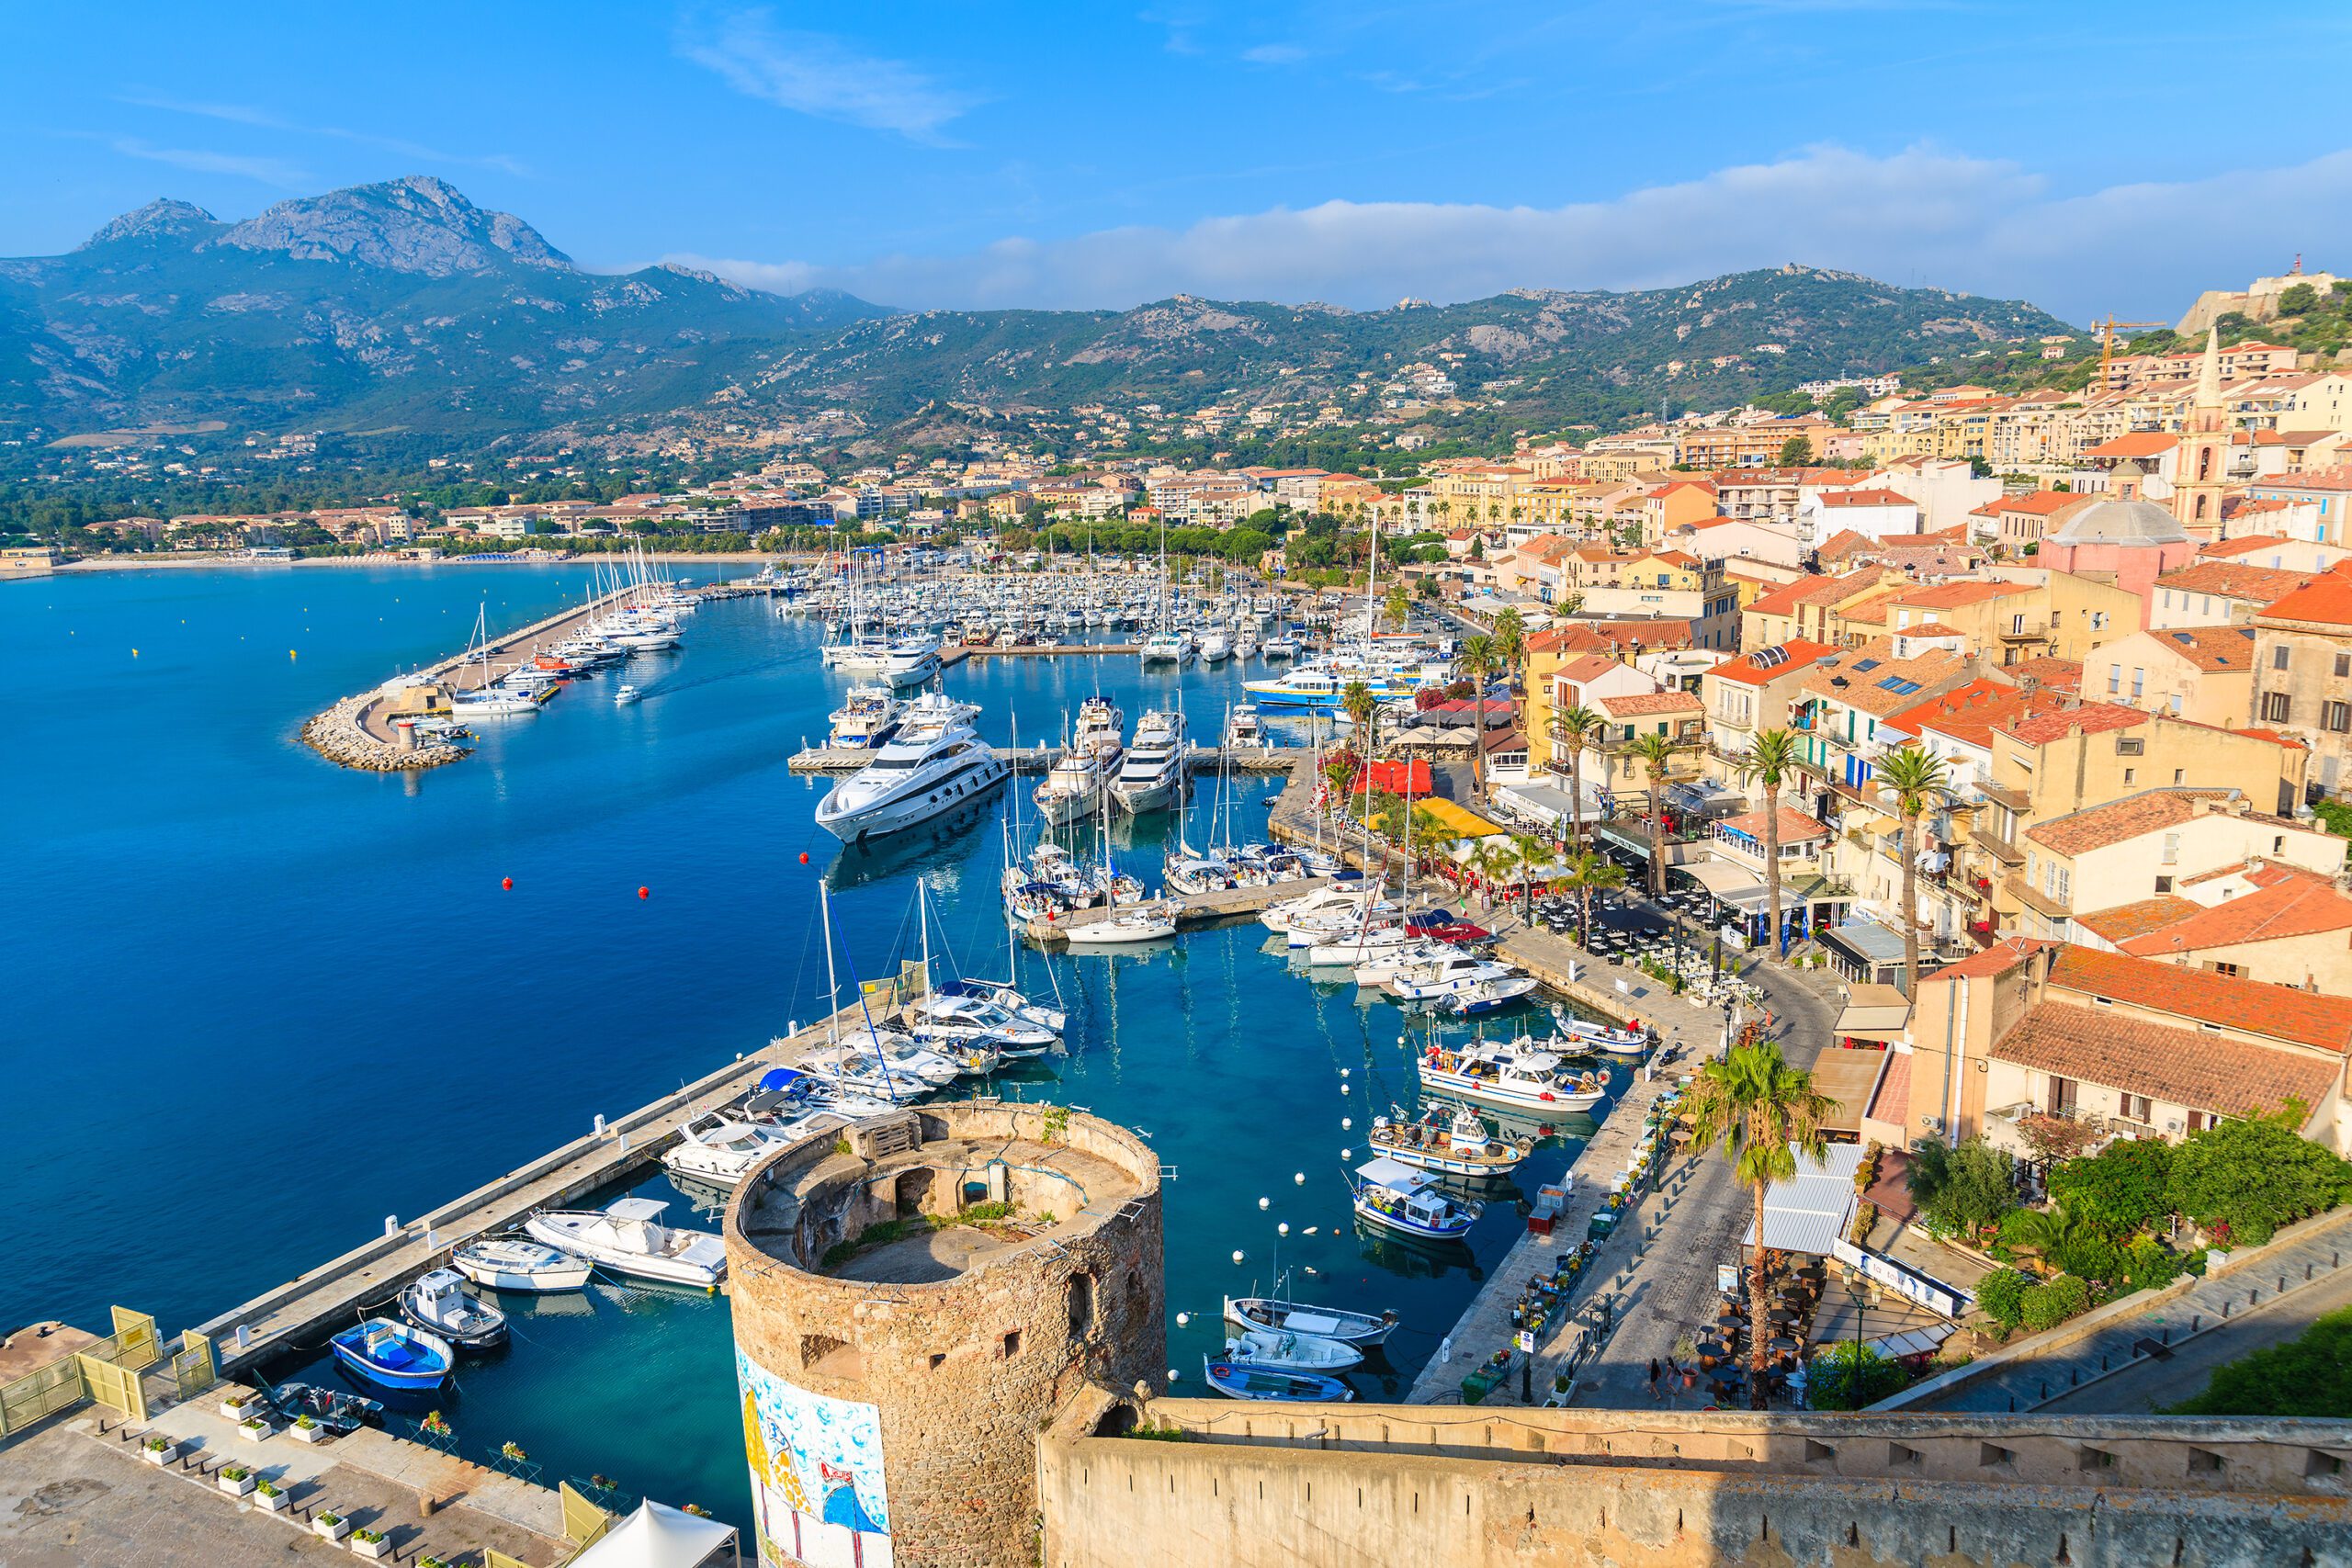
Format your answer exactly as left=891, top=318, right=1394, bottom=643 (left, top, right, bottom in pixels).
left=1739, top=1143, right=1865, bottom=1257
left=567, top=1502, right=740, bottom=1568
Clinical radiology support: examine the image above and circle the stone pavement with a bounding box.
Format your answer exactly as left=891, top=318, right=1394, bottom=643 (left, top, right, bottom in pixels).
left=1896, top=1205, right=2352, bottom=1414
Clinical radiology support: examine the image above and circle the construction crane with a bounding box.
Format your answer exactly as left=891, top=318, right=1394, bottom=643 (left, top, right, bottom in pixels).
left=2095, top=313, right=2167, bottom=391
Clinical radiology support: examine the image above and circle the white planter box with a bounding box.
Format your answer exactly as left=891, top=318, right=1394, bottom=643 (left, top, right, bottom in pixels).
left=257, top=1490, right=290, bottom=1514
left=239, top=1421, right=271, bottom=1443
left=219, top=1472, right=256, bottom=1498
left=141, top=1443, right=178, bottom=1467
left=290, top=1423, right=328, bottom=1445
left=349, top=1537, right=390, bottom=1559
left=220, top=1398, right=255, bottom=1421
left=313, top=1516, right=351, bottom=1542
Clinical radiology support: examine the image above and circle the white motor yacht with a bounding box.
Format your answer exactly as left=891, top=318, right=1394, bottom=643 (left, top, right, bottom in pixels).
left=926, top=977, right=1067, bottom=1035
left=883, top=637, right=942, bottom=686
left=1110, top=708, right=1189, bottom=814
left=662, top=1109, right=842, bottom=1188
left=828, top=685, right=906, bottom=748
left=1032, top=749, right=1110, bottom=829
left=447, top=1234, right=593, bottom=1293
left=816, top=693, right=1007, bottom=842
left=906, top=993, right=1060, bottom=1056
left=1386, top=951, right=1520, bottom=1001
left=1416, top=1038, right=1607, bottom=1115
left=1200, top=628, right=1233, bottom=664
left=524, top=1199, right=728, bottom=1289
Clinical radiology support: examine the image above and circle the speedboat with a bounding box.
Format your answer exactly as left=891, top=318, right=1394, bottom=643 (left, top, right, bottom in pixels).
left=1369, top=1104, right=1533, bottom=1179
left=1223, top=1296, right=1398, bottom=1348
left=742, top=1066, right=900, bottom=1122
left=1351, top=1156, right=1481, bottom=1243
left=1110, top=708, right=1189, bottom=814
left=905, top=993, right=1060, bottom=1056
left=524, top=1198, right=728, bottom=1290
left=448, top=1234, right=594, bottom=1294
left=930, top=977, right=1066, bottom=1035
left=1223, top=1326, right=1363, bottom=1373
left=330, top=1318, right=454, bottom=1392
left=661, top=1109, right=828, bottom=1188
left=1062, top=901, right=1179, bottom=945
left=1204, top=1357, right=1352, bottom=1402
left=1386, top=952, right=1520, bottom=1002
left=613, top=683, right=641, bottom=705
left=816, top=693, right=1008, bottom=842
left=1439, top=975, right=1542, bottom=1015
left=398, top=1269, right=509, bottom=1350
left=1417, top=1038, right=1606, bottom=1114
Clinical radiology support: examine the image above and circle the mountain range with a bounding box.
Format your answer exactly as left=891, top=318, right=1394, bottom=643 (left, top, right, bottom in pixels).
left=0, top=176, right=2078, bottom=450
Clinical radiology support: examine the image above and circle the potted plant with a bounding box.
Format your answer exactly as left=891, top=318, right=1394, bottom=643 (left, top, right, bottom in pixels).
left=349, top=1526, right=390, bottom=1559
left=218, top=1464, right=255, bottom=1498
left=313, top=1511, right=351, bottom=1542
left=141, top=1434, right=178, bottom=1466
left=239, top=1416, right=270, bottom=1442
left=255, top=1480, right=289, bottom=1513
left=220, top=1391, right=256, bottom=1421
left=419, top=1558, right=451, bottom=1568
left=291, top=1415, right=326, bottom=1445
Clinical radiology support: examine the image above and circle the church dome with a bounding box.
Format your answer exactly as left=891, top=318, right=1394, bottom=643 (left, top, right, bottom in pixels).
left=2045, top=497, right=2190, bottom=547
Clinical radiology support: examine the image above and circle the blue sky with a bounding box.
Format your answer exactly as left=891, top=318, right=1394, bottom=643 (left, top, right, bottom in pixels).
left=7, top=2, right=2350, bottom=321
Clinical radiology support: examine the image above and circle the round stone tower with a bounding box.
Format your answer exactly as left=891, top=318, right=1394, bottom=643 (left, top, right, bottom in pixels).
left=724, top=1101, right=1164, bottom=1568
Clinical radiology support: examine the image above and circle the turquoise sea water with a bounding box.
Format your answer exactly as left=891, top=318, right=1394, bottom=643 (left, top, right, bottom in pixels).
left=5, top=563, right=1621, bottom=1527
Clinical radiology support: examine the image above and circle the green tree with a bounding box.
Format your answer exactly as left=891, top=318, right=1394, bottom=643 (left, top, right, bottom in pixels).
left=2046, top=1139, right=2176, bottom=1235
left=1625, top=729, right=1680, bottom=900
left=1491, top=605, right=1527, bottom=691
left=1807, top=1341, right=1909, bottom=1410
left=2018, top=1274, right=2091, bottom=1333
left=1777, top=434, right=1815, bottom=467
left=1548, top=704, right=1604, bottom=852
left=1975, top=1269, right=2032, bottom=1334
left=2166, top=1113, right=2352, bottom=1247
left=1561, top=849, right=1625, bottom=941
left=1507, top=831, right=1551, bottom=917
left=2172, top=1305, right=2352, bottom=1416
left=1384, top=577, right=1410, bottom=629
left=1736, top=728, right=1801, bottom=959
left=1875, top=745, right=1953, bottom=996
left=1905, top=1135, right=2016, bottom=1238
left=1994, top=1204, right=2109, bottom=1278
left=1680, top=1041, right=1838, bottom=1407
left=1409, top=807, right=1463, bottom=877
left=2277, top=282, right=2321, bottom=318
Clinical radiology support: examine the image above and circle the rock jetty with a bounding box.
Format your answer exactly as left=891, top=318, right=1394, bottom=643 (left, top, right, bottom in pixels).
left=300, top=694, right=469, bottom=772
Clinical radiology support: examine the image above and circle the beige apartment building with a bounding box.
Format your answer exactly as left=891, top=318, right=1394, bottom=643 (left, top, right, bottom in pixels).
left=2086, top=625, right=2257, bottom=728
left=2250, top=569, right=2352, bottom=794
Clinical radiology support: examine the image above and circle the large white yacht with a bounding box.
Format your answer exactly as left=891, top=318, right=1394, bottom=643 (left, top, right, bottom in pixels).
left=1110, top=708, right=1189, bottom=814
left=816, top=693, right=1007, bottom=842
left=1033, top=697, right=1125, bottom=827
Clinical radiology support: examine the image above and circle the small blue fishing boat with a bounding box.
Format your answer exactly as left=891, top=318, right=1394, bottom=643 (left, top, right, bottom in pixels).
left=1203, top=1356, right=1354, bottom=1402
left=1438, top=975, right=1541, bottom=1016
left=1350, top=1156, right=1481, bottom=1243
left=330, top=1317, right=455, bottom=1393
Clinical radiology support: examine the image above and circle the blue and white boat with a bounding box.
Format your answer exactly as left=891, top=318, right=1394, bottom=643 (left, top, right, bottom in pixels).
left=330, top=1318, right=455, bottom=1392
left=1203, top=1356, right=1354, bottom=1402
left=1350, top=1156, right=1481, bottom=1244
left=1438, top=974, right=1542, bottom=1016
left=1240, top=663, right=1433, bottom=711
left=1550, top=1008, right=1652, bottom=1057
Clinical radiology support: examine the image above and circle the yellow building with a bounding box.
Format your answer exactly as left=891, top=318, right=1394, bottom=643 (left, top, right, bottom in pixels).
left=1883, top=573, right=2142, bottom=665
left=2086, top=626, right=2258, bottom=728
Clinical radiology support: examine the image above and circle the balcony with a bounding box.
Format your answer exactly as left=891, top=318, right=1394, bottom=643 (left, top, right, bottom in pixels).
left=1997, top=617, right=2053, bottom=643
left=1970, top=828, right=2026, bottom=866
left=2004, top=874, right=2073, bottom=921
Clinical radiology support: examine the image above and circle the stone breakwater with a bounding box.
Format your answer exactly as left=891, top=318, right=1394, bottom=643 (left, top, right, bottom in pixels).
left=300, top=692, right=470, bottom=771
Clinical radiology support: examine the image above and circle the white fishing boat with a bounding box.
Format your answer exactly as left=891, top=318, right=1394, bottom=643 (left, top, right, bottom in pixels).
left=1224, top=1296, right=1398, bottom=1348
left=1416, top=1038, right=1607, bottom=1115
left=398, top=1268, right=509, bottom=1349
left=1368, top=1104, right=1533, bottom=1179
left=1223, top=1325, right=1363, bottom=1373
left=524, top=1198, right=728, bottom=1289
left=1351, top=1156, right=1481, bottom=1243
left=1549, top=1008, right=1653, bottom=1057
left=447, top=1234, right=594, bottom=1294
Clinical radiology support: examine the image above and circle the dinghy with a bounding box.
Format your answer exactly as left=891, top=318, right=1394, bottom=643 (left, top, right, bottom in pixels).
left=1203, top=1357, right=1353, bottom=1402
left=330, top=1317, right=455, bottom=1393
left=398, top=1269, right=509, bottom=1349
left=1551, top=1009, right=1651, bottom=1056
left=1223, top=1296, right=1398, bottom=1348
left=1438, top=975, right=1542, bottom=1016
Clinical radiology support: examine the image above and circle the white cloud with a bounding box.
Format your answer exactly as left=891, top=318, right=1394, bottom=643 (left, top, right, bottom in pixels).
left=674, top=8, right=979, bottom=142
left=118, top=95, right=528, bottom=176
left=1241, top=42, right=1307, bottom=63
left=665, top=143, right=2352, bottom=321
left=106, top=137, right=310, bottom=188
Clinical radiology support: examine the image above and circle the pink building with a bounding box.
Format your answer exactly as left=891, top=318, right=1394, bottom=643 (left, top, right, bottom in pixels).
left=2035, top=498, right=2199, bottom=618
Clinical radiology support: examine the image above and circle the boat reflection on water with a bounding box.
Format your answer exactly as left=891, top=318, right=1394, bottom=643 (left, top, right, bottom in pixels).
left=1351, top=1217, right=1485, bottom=1281
left=821, top=794, right=999, bottom=890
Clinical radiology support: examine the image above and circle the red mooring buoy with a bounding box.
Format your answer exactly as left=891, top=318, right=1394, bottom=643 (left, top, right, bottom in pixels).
left=798, top=852, right=810, bottom=865
left=502, top=876, right=514, bottom=891
left=639, top=886, right=650, bottom=900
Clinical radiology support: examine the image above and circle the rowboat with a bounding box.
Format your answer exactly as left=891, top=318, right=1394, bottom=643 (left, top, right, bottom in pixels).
left=1223, top=1295, right=1398, bottom=1348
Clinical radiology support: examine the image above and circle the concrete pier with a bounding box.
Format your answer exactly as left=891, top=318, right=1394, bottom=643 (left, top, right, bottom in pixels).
left=786, top=741, right=1295, bottom=774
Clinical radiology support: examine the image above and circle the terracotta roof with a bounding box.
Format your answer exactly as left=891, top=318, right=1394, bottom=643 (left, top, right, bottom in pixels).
left=1802, top=648, right=1966, bottom=715
left=2199, top=533, right=2290, bottom=557
left=1599, top=690, right=1702, bottom=717
left=2048, top=944, right=2352, bottom=1053
left=1922, top=937, right=2052, bottom=982
left=1528, top=618, right=1696, bottom=655
left=1992, top=1002, right=2341, bottom=1124
left=2114, top=874, right=2352, bottom=958
left=1717, top=806, right=1831, bottom=842
left=1817, top=489, right=1916, bottom=508
left=1866, top=1051, right=1910, bottom=1127
left=2155, top=560, right=2318, bottom=602
left=1884, top=679, right=2069, bottom=748
left=1972, top=491, right=2083, bottom=517
left=1815, top=528, right=1877, bottom=561
left=2144, top=625, right=2256, bottom=671
left=1893, top=580, right=2017, bottom=610
left=1708, top=638, right=1839, bottom=687
left=1555, top=653, right=1627, bottom=682
left=2005, top=656, right=2084, bottom=692
left=2254, top=566, right=2352, bottom=629
left=1998, top=701, right=2148, bottom=745
left=2026, top=788, right=2239, bottom=856
left=2075, top=896, right=2203, bottom=943
left=1745, top=574, right=1835, bottom=617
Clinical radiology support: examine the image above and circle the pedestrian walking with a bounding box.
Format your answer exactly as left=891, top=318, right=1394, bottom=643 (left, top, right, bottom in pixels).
left=1646, top=1357, right=1662, bottom=1402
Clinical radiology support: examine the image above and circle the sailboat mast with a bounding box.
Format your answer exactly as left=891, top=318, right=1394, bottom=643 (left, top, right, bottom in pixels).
left=820, top=881, right=841, bottom=1043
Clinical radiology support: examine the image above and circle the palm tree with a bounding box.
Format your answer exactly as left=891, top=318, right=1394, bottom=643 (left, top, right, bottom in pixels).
left=1736, top=728, right=1801, bottom=960
left=1875, top=744, right=1953, bottom=997
left=1491, top=606, right=1527, bottom=692
left=1508, top=831, right=1552, bottom=917
left=1562, top=850, right=1626, bottom=942
left=1385, top=577, right=1411, bottom=630
left=1548, top=705, right=1603, bottom=851
left=1469, top=838, right=1518, bottom=910
left=1679, top=1040, right=1838, bottom=1408
left=1340, top=678, right=1379, bottom=840
left=1624, top=729, right=1681, bottom=900
left=1410, top=807, right=1463, bottom=879
left=1459, top=633, right=1498, bottom=793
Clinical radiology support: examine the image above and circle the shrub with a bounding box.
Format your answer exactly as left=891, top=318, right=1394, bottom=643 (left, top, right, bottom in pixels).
left=2047, top=1138, right=2175, bottom=1235
left=2115, top=1236, right=2186, bottom=1295
left=1807, top=1342, right=1909, bottom=1410
left=2018, top=1274, right=2091, bottom=1334
left=1975, top=1269, right=2032, bottom=1333
left=221, top=1465, right=250, bottom=1483
left=2172, top=1305, right=2352, bottom=1417
left=1906, top=1136, right=2015, bottom=1238
left=2166, top=1115, right=2352, bottom=1247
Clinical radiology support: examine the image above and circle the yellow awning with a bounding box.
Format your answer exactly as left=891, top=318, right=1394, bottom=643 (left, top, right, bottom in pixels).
left=1415, top=797, right=1508, bottom=840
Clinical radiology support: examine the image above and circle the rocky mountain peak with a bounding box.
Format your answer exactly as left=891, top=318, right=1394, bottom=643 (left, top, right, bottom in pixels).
left=210, top=175, right=572, bottom=277
left=79, top=197, right=220, bottom=249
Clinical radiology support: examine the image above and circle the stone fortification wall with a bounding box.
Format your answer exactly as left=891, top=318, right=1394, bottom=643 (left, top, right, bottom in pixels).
left=1039, top=1391, right=2352, bottom=1568
left=727, top=1103, right=1165, bottom=1568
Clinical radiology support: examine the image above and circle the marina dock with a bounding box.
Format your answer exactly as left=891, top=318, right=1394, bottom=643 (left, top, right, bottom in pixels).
left=194, top=976, right=926, bottom=1377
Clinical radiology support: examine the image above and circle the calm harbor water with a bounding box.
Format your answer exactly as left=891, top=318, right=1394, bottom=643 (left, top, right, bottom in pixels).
left=6, top=563, right=1621, bottom=1527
